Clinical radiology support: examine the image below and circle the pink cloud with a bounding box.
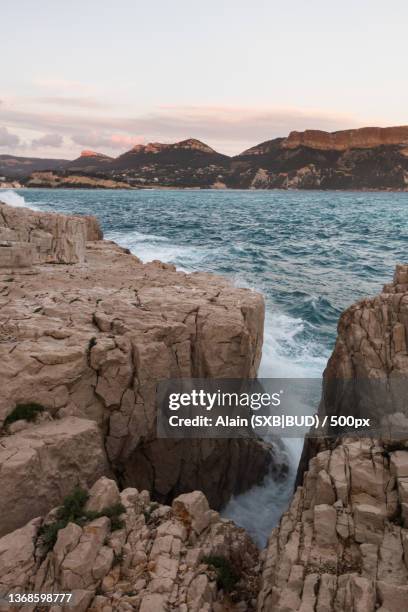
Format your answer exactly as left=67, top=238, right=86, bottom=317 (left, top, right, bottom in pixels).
left=71, top=131, right=144, bottom=150
left=0, top=100, right=368, bottom=155
left=110, top=134, right=144, bottom=147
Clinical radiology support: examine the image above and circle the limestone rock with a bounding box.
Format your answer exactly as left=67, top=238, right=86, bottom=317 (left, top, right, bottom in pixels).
left=283, top=126, right=408, bottom=151
left=85, top=477, right=121, bottom=514
left=0, top=202, right=274, bottom=535
left=0, top=417, right=109, bottom=536
left=172, top=491, right=212, bottom=535
left=0, top=200, right=91, bottom=265
left=0, top=519, right=40, bottom=591
left=258, top=267, right=408, bottom=611
left=0, top=478, right=259, bottom=612
left=314, top=504, right=337, bottom=546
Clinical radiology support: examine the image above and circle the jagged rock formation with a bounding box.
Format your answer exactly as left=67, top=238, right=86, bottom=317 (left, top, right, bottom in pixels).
left=0, top=201, right=274, bottom=536
left=0, top=477, right=260, bottom=611
left=258, top=437, right=408, bottom=611
left=314, top=263, right=408, bottom=435
left=258, top=266, right=408, bottom=611
left=324, top=263, right=408, bottom=381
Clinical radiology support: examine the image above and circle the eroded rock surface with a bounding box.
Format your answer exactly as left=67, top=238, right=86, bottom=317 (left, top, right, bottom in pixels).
left=0, top=201, right=99, bottom=266
left=0, top=418, right=110, bottom=537
left=0, top=477, right=260, bottom=612
left=258, top=267, right=408, bottom=611
left=282, top=126, right=408, bottom=151
left=258, top=437, right=408, bottom=612
left=0, top=201, right=272, bottom=533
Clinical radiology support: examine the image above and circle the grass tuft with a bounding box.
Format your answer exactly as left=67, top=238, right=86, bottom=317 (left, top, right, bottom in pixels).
left=39, top=486, right=126, bottom=550
left=5, top=403, right=45, bottom=426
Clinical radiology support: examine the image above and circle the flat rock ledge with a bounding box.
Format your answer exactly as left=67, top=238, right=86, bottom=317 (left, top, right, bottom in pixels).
left=0, top=478, right=260, bottom=612
left=0, top=200, right=274, bottom=535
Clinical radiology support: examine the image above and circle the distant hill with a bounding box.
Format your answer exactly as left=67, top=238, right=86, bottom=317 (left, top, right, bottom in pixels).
left=2, top=127, right=408, bottom=189
left=230, top=127, right=408, bottom=189
left=0, top=154, right=68, bottom=178
left=112, top=138, right=229, bottom=171
left=66, top=150, right=114, bottom=173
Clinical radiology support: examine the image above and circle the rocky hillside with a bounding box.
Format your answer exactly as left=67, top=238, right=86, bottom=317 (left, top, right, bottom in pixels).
left=0, top=153, right=69, bottom=177
left=110, top=138, right=230, bottom=188
left=3, top=125, right=408, bottom=189
left=230, top=128, right=408, bottom=190
left=66, top=150, right=114, bottom=173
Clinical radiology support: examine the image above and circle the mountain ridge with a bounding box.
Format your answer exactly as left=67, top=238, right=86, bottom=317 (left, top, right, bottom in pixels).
left=2, top=125, right=408, bottom=189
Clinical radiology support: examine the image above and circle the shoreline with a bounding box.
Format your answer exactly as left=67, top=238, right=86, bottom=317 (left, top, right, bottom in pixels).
left=3, top=185, right=408, bottom=193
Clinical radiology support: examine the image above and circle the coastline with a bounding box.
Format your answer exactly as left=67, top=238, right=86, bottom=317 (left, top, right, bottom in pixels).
left=1, top=197, right=408, bottom=611
left=5, top=185, right=408, bottom=193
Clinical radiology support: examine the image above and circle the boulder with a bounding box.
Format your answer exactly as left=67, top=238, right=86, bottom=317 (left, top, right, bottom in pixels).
left=172, top=491, right=212, bottom=535
left=85, top=477, right=121, bottom=513
left=0, top=417, right=110, bottom=536
left=0, top=200, right=88, bottom=265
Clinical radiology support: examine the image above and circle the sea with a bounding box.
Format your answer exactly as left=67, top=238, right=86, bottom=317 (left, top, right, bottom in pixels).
left=2, top=187, right=407, bottom=546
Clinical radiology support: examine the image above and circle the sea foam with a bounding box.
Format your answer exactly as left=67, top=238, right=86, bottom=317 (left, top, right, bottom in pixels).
left=0, top=190, right=39, bottom=211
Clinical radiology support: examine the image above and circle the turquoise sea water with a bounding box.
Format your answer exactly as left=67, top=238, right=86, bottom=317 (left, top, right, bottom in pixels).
left=2, top=188, right=407, bottom=544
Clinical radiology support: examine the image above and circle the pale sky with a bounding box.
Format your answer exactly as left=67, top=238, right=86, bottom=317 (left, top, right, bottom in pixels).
left=1, top=0, right=407, bottom=158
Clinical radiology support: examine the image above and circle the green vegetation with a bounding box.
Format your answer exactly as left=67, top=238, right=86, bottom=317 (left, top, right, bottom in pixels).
left=39, top=486, right=125, bottom=550
left=203, top=555, right=239, bottom=592
left=143, top=501, right=159, bottom=524
left=4, top=402, right=45, bottom=426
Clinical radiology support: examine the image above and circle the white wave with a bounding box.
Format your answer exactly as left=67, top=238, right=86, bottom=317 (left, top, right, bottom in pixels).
left=222, top=437, right=303, bottom=547
left=106, top=229, right=210, bottom=270
left=0, top=190, right=39, bottom=211
left=222, top=310, right=327, bottom=547
left=260, top=311, right=328, bottom=378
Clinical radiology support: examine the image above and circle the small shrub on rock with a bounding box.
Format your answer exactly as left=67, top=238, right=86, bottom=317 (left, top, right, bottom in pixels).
left=39, top=486, right=125, bottom=550
left=203, top=555, right=239, bottom=592
left=4, top=402, right=45, bottom=426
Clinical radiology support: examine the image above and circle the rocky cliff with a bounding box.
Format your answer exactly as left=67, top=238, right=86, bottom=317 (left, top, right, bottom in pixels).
left=3, top=201, right=408, bottom=611
left=257, top=266, right=408, bottom=612
left=0, top=201, right=274, bottom=539
left=0, top=477, right=261, bottom=612
left=282, top=126, right=408, bottom=151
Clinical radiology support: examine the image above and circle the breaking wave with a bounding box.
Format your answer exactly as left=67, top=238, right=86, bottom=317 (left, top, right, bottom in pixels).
left=0, top=190, right=39, bottom=210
